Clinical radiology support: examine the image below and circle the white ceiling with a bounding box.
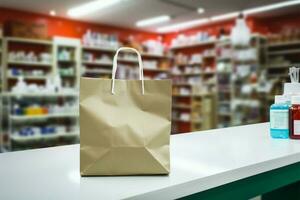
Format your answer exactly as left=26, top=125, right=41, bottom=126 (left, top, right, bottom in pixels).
left=0, top=0, right=296, bottom=32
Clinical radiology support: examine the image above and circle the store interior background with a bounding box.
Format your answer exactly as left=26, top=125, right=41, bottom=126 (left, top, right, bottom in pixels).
left=0, top=0, right=300, bottom=152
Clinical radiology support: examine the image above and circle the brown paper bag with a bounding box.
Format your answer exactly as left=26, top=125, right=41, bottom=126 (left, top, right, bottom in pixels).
left=80, top=47, right=171, bottom=176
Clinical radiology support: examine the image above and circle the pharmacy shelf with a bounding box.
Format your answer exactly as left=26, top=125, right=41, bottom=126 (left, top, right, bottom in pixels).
left=84, top=69, right=111, bottom=74
left=117, top=58, right=139, bottom=64
left=172, top=118, right=202, bottom=124
left=83, top=58, right=138, bottom=64
left=268, top=74, right=289, bottom=79
left=57, top=60, right=76, bottom=64
left=82, top=45, right=169, bottom=59
left=218, top=112, right=232, bottom=117
left=177, top=62, right=203, bottom=67
left=1, top=92, right=78, bottom=97
left=267, top=63, right=295, bottom=69
left=172, top=72, right=215, bottom=76
left=173, top=83, right=192, bottom=86
left=172, top=118, right=191, bottom=123
left=7, top=60, right=52, bottom=67
left=267, top=49, right=300, bottom=55
left=203, top=55, right=216, bottom=59
left=172, top=104, right=192, bottom=109
left=233, top=59, right=258, bottom=64
left=10, top=132, right=79, bottom=142
left=5, top=37, right=52, bottom=45
left=217, top=57, right=232, bottom=62
left=170, top=40, right=216, bottom=50
left=10, top=113, right=79, bottom=121
left=143, top=68, right=169, bottom=72
left=268, top=40, right=300, bottom=47
left=172, top=93, right=211, bottom=97
left=141, top=52, right=169, bottom=59
left=60, top=75, right=76, bottom=78
left=172, top=72, right=201, bottom=76
left=202, top=71, right=216, bottom=75
left=81, top=45, right=117, bottom=52
left=7, top=75, right=49, bottom=80
left=82, top=61, right=112, bottom=67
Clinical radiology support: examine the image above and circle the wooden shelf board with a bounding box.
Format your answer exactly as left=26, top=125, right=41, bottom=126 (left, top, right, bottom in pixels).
left=7, top=60, right=52, bottom=67
left=1, top=92, right=78, bottom=97
left=172, top=93, right=211, bottom=97
left=143, top=68, right=169, bottom=72
left=172, top=104, right=192, bottom=109
left=268, top=49, right=300, bottom=55
left=140, top=53, right=169, bottom=59
left=6, top=37, right=52, bottom=45
left=82, top=45, right=116, bottom=52
left=11, top=113, right=79, bottom=121
left=10, top=132, right=79, bottom=142
left=170, top=40, right=216, bottom=50
left=82, top=61, right=112, bottom=66
left=268, top=40, right=300, bottom=47
left=84, top=69, right=111, bottom=74
left=7, top=75, right=49, bottom=80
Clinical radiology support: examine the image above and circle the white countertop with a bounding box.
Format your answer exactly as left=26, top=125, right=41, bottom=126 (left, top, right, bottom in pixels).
left=1, top=123, right=300, bottom=200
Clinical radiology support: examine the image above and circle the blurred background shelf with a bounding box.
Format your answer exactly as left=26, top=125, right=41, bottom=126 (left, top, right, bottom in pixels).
left=10, top=113, right=79, bottom=121
left=0, top=1, right=300, bottom=151
left=10, top=131, right=79, bottom=142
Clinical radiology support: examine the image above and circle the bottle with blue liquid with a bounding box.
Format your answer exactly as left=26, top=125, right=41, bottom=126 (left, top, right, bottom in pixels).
left=270, top=95, right=290, bottom=139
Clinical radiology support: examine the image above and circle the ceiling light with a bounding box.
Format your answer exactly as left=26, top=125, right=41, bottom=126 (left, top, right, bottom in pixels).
left=211, top=12, right=239, bottom=22
left=156, top=0, right=300, bottom=33
left=68, top=0, right=122, bottom=17
left=136, top=15, right=171, bottom=27
left=157, top=18, right=210, bottom=33
left=197, top=8, right=205, bottom=14
left=244, top=0, right=300, bottom=15
left=49, top=10, right=56, bottom=16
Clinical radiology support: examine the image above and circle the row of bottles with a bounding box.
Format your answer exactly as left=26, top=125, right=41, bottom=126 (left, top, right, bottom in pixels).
left=270, top=95, right=300, bottom=139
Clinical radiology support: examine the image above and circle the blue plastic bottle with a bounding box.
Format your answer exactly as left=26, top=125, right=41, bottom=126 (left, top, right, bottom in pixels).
left=270, top=95, right=290, bottom=139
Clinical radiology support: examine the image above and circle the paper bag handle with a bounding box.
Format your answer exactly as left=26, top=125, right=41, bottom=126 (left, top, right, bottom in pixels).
left=111, top=47, right=144, bottom=95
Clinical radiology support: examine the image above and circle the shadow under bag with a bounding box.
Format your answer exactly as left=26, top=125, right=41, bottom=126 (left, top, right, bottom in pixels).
left=80, top=47, right=172, bottom=176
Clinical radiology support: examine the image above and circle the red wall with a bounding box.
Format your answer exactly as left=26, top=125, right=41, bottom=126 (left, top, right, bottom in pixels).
left=0, top=7, right=159, bottom=42
left=162, top=20, right=236, bottom=46
left=0, top=7, right=300, bottom=45
left=254, top=13, right=300, bottom=34
left=162, top=16, right=271, bottom=46
left=162, top=13, right=300, bottom=45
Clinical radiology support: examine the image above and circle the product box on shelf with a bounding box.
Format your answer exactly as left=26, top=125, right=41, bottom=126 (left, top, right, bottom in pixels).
left=5, top=21, right=48, bottom=39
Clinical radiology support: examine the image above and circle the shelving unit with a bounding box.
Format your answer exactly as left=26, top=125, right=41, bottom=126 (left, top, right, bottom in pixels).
left=170, top=40, right=217, bottom=50
left=1, top=92, right=79, bottom=151
left=0, top=33, right=292, bottom=151
left=0, top=37, right=3, bottom=92
left=170, top=40, right=217, bottom=133
left=216, top=35, right=267, bottom=128
left=0, top=37, right=3, bottom=151
left=81, top=44, right=170, bottom=80
left=0, top=37, right=81, bottom=151
left=266, top=40, right=300, bottom=89
left=10, top=113, right=79, bottom=121
left=265, top=39, right=300, bottom=120
left=53, top=37, right=81, bottom=89
left=2, top=37, right=54, bottom=91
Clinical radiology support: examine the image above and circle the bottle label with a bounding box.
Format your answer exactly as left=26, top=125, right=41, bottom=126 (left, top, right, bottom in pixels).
left=270, top=110, right=289, bottom=130
left=294, top=120, right=300, bottom=135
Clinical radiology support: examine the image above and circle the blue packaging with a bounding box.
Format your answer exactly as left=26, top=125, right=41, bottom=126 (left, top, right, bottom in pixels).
left=270, top=95, right=290, bottom=139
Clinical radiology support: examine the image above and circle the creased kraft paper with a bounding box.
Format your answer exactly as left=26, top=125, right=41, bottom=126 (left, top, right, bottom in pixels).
left=80, top=78, right=171, bottom=176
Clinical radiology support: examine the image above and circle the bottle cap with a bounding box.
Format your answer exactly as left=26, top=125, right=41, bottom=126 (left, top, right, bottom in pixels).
left=291, top=95, right=300, bottom=104
left=275, top=95, right=287, bottom=104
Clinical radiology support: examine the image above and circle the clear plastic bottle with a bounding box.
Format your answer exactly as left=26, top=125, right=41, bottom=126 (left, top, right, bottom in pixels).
left=270, top=95, right=290, bottom=139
